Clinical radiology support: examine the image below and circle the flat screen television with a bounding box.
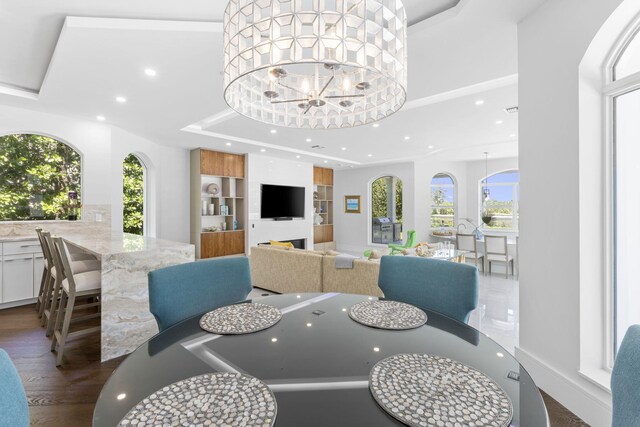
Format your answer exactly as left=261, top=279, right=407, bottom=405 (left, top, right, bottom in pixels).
left=260, top=184, right=305, bottom=219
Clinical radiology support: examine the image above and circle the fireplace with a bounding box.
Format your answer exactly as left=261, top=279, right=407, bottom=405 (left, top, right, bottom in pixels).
left=262, top=238, right=306, bottom=249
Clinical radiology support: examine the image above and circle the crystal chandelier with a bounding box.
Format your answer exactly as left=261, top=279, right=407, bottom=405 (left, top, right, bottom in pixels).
left=223, top=0, right=407, bottom=129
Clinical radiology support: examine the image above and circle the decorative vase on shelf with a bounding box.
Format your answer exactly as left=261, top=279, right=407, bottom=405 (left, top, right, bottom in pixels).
left=481, top=209, right=493, bottom=226
left=313, top=210, right=323, bottom=226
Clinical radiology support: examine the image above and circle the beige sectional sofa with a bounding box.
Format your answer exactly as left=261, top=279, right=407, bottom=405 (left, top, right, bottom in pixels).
left=249, top=245, right=382, bottom=297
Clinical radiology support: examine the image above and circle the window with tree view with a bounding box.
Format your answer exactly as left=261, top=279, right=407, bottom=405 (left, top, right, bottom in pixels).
left=481, top=170, right=519, bottom=230
left=0, top=134, right=81, bottom=221
left=123, top=154, right=145, bottom=235
left=431, top=173, right=455, bottom=228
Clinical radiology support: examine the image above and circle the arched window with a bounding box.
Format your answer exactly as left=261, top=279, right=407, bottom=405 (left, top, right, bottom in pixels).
left=480, top=170, right=519, bottom=230
left=610, top=24, right=640, bottom=353
left=371, top=176, right=402, bottom=243
left=123, top=154, right=145, bottom=235
left=430, top=173, right=455, bottom=229
left=0, top=133, right=81, bottom=220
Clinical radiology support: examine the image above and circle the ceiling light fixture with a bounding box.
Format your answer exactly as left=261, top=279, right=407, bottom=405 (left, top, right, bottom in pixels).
left=428, top=145, right=434, bottom=149
left=223, top=0, right=407, bottom=129
left=296, top=155, right=301, bottom=159
left=372, top=123, right=380, bottom=128
left=323, top=160, right=328, bottom=163
left=260, top=148, right=266, bottom=152
left=96, top=115, right=106, bottom=121
left=144, top=68, right=157, bottom=77
left=341, top=147, right=347, bottom=151
left=367, top=154, right=373, bottom=157
left=404, top=136, right=410, bottom=140
left=270, top=129, right=277, bottom=134
left=225, top=142, right=232, bottom=146
left=495, top=120, right=503, bottom=125
left=475, top=100, right=485, bottom=106
left=306, top=138, right=312, bottom=142
left=115, top=96, right=127, bottom=103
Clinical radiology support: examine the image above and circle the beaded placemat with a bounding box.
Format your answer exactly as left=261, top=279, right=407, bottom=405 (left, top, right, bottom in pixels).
left=118, top=372, right=277, bottom=427
left=348, top=300, right=427, bottom=330
left=200, top=303, right=282, bottom=334
left=370, top=354, right=513, bottom=427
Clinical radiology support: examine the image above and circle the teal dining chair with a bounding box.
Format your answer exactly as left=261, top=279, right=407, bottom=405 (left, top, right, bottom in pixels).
left=148, top=257, right=253, bottom=332
left=0, top=349, right=29, bottom=427
left=378, top=256, right=478, bottom=323
left=611, top=325, right=640, bottom=427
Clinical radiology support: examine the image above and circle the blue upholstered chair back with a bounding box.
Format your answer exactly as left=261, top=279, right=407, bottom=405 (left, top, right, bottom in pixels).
left=378, top=256, right=479, bottom=323
left=611, top=325, right=640, bottom=427
left=0, top=349, right=29, bottom=427
left=148, top=257, right=253, bottom=332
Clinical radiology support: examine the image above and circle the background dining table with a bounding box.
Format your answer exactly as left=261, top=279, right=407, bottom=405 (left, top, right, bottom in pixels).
left=93, top=293, right=549, bottom=426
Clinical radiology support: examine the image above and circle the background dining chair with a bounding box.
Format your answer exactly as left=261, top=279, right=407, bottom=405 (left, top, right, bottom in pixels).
left=51, top=237, right=102, bottom=366
left=388, top=230, right=417, bottom=255
left=611, top=324, right=640, bottom=427
left=378, top=256, right=478, bottom=323
left=455, top=233, right=484, bottom=271
left=0, top=349, right=29, bottom=427
left=148, top=257, right=253, bottom=332
left=484, top=235, right=514, bottom=278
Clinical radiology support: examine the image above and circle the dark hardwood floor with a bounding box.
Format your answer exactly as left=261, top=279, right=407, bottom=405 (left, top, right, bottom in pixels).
left=0, top=304, right=589, bottom=427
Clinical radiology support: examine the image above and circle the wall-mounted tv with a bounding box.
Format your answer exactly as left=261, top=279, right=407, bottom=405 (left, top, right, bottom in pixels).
left=260, top=184, right=305, bottom=219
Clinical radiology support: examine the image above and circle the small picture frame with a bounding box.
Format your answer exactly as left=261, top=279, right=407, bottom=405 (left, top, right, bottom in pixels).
left=344, top=195, right=361, bottom=213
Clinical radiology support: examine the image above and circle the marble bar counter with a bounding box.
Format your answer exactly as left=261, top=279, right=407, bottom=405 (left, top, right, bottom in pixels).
left=62, top=232, right=194, bottom=362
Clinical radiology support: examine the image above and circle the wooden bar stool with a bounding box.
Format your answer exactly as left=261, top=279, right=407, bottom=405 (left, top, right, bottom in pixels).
left=41, top=233, right=101, bottom=336
left=50, top=236, right=102, bottom=366
left=35, top=228, right=52, bottom=316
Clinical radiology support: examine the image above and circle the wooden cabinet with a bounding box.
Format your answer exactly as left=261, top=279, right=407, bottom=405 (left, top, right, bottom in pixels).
left=199, top=150, right=244, bottom=178
left=200, top=231, right=245, bottom=258
left=225, top=231, right=245, bottom=256
left=323, top=225, right=333, bottom=243
left=322, top=168, right=333, bottom=186
left=313, top=166, right=333, bottom=185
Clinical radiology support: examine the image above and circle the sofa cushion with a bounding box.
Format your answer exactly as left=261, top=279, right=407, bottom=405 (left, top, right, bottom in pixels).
left=249, top=246, right=323, bottom=294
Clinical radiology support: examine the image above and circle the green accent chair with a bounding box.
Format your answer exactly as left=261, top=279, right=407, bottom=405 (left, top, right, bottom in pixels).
left=148, top=257, right=252, bottom=332
left=611, top=325, right=640, bottom=427
left=388, top=230, right=417, bottom=255
left=0, top=349, right=29, bottom=427
left=378, top=256, right=479, bottom=323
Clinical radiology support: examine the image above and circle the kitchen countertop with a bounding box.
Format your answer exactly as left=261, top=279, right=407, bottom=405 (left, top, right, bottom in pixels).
left=62, top=231, right=192, bottom=257
left=0, top=236, right=39, bottom=243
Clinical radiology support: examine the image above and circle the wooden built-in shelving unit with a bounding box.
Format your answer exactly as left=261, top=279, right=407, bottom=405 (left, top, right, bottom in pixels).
left=191, top=149, right=246, bottom=259
left=313, top=166, right=334, bottom=245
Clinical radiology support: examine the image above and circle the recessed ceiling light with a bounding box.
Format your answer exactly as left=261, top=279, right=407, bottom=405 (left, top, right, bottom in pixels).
left=144, top=68, right=157, bottom=77
left=495, top=120, right=504, bottom=125
left=341, top=147, right=347, bottom=151
left=117, top=393, right=126, bottom=400
left=323, top=160, right=328, bottom=163
left=225, top=142, right=232, bottom=146
left=372, top=123, right=380, bottom=128
left=404, top=136, right=410, bottom=140
left=296, top=155, right=301, bottom=159
left=510, top=134, right=516, bottom=138
left=260, top=148, right=266, bottom=152
left=96, top=115, right=106, bottom=121
left=306, top=323, right=312, bottom=327
left=270, top=129, right=277, bottom=134
left=428, top=145, right=434, bottom=149
left=349, top=165, right=354, bottom=168
left=475, top=100, right=485, bottom=106
left=496, top=352, right=504, bottom=358
left=367, top=154, right=373, bottom=157
left=373, top=347, right=380, bottom=352
left=306, top=138, right=312, bottom=142
left=115, top=96, right=127, bottom=103
left=271, top=338, right=278, bottom=342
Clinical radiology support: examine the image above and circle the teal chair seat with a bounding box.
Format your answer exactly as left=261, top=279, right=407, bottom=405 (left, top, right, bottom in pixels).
left=378, top=256, right=478, bottom=323
left=148, top=257, right=252, bottom=332
left=0, top=349, right=29, bottom=427
left=611, top=325, right=640, bottom=427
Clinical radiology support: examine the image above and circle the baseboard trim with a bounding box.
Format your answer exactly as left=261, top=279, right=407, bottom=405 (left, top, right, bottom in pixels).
left=515, top=346, right=612, bottom=427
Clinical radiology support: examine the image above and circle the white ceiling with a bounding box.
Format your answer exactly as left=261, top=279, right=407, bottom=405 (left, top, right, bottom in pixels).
left=0, top=0, right=548, bottom=168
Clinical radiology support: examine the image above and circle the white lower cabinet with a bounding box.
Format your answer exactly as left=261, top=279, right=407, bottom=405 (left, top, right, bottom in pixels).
left=3, top=253, right=35, bottom=303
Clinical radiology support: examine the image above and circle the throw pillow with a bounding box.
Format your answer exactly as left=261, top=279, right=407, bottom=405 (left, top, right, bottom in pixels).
left=269, top=240, right=294, bottom=248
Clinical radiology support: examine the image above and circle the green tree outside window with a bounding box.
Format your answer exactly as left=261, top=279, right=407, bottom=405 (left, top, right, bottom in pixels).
left=123, top=154, right=144, bottom=235
left=0, top=134, right=81, bottom=220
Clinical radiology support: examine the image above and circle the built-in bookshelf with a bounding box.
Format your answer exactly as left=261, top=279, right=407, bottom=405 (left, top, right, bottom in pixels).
left=190, top=149, right=246, bottom=258
left=313, top=166, right=334, bottom=245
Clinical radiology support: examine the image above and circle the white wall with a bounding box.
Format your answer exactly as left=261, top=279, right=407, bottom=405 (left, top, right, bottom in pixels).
left=246, top=154, right=313, bottom=249
left=517, top=1, right=630, bottom=425
left=0, top=105, right=190, bottom=243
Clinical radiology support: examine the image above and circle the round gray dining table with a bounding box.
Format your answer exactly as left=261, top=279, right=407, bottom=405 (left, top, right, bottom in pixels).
left=93, top=293, right=549, bottom=426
